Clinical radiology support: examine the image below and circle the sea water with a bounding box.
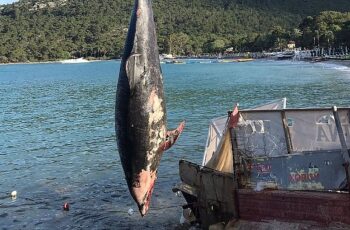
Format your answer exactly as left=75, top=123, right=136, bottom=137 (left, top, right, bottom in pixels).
left=0, top=60, right=350, bottom=229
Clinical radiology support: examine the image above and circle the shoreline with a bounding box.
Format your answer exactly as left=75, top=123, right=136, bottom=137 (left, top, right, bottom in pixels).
left=323, top=59, right=350, bottom=68
left=0, top=59, right=119, bottom=66
left=0, top=60, right=60, bottom=66
left=1, top=58, right=350, bottom=69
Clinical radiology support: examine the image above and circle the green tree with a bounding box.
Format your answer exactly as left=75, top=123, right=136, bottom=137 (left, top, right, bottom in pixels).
left=1, top=0, right=350, bottom=62
left=208, top=39, right=227, bottom=53
left=168, top=32, right=190, bottom=55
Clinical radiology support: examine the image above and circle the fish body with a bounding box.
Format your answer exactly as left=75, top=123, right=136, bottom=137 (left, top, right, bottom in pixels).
left=116, top=0, right=173, bottom=216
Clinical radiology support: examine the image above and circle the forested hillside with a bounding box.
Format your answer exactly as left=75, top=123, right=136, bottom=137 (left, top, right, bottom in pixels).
left=0, top=0, right=350, bottom=62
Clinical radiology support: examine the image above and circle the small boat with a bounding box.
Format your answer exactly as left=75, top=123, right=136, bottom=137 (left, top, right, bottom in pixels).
left=236, top=58, right=254, bottom=62
left=217, top=58, right=254, bottom=63
left=174, top=98, right=350, bottom=229
left=165, top=60, right=186, bottom=64
left=161, top=53, right=175, bottom=59
left=276, top=51, right=295, bottom=60
left=60, top=58, right=89, bottom=64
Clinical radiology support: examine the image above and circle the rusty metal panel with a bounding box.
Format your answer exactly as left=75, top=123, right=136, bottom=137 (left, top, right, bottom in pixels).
left=238, top=189, right=350, bottom=225
left=178, top=160, right=238, bottom=229
left=197, top=168, right=237, bottom=229
left=239, top=150, right=347, bottom=191
left=179, top=160, right=201, bottom=188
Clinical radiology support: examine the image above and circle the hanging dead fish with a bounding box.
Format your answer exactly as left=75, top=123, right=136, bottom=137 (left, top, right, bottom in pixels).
left=115, top=0, right=185, bottom=217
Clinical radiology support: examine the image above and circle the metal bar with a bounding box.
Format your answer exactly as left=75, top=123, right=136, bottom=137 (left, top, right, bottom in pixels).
left=281, top=110, right=293, bottom=154
left=282, top=97, right=287, bottom=109
left=202, top=125, right=212, bottom=166
left=332, top=106, right=350, bottom=162
left=212, top=121, right=223, bottom=137
left=332, top=106, right=350, bottom=193
left=241, top=107, right=350, bottom=113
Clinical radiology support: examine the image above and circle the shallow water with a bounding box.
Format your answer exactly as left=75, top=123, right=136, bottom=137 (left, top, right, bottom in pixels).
left=0, top=60, right=350, bottom=229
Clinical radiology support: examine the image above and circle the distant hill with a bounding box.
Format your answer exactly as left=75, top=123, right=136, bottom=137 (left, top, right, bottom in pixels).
left=0, top=0, right=350, bottom=62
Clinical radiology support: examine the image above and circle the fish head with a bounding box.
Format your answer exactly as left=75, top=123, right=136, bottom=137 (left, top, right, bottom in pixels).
left=130, top=169, right=157, bottom=216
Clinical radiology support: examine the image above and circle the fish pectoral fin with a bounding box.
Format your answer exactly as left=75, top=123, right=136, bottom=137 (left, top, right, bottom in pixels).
left=126, top=53, right=142, bottom=90
left=162, top=121, right=186, bottom=151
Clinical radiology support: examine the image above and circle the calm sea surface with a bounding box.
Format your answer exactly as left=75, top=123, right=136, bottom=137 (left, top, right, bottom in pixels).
left=1, top=60, right=350, bottom=229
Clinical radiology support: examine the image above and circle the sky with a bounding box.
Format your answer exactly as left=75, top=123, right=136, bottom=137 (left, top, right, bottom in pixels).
left=0, top=0, right=18, bottom=4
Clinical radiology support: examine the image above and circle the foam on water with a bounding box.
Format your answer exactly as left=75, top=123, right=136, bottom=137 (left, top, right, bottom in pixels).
left=315, top=61, right=350, bottom=73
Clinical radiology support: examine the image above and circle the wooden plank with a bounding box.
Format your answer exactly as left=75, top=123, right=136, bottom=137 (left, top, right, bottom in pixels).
left=281, top=110, right=293, bottom=154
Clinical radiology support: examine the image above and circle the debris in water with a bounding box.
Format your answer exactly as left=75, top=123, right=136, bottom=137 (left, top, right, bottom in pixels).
left=180, top=208, right=196, bottom=224
left=11, top=191, right=17, bottom=200
left=128, top=208, right=134, bottom=216
left=63, top=203, right=70, bottom=211
left=175, top=191, right=182, bottom=197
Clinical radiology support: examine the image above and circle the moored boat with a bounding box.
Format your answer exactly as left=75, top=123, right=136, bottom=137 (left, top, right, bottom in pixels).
left=174, top=99, right=350, bottom=229
left=165, top=59, right=186, bottom=64
left=60, top=57, right=89, bottom=64
left=218, top=58, right=254, bottom=63
left=276, top=51, right=296, bottom=60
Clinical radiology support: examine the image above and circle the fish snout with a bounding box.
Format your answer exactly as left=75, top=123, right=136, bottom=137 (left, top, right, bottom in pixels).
left=131, top=170, right=157, bottom=216
left=139, top=204, right=148, bottom=217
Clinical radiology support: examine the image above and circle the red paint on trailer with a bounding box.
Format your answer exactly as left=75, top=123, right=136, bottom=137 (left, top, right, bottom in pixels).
left=238, top=189, right=350, bottom=225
